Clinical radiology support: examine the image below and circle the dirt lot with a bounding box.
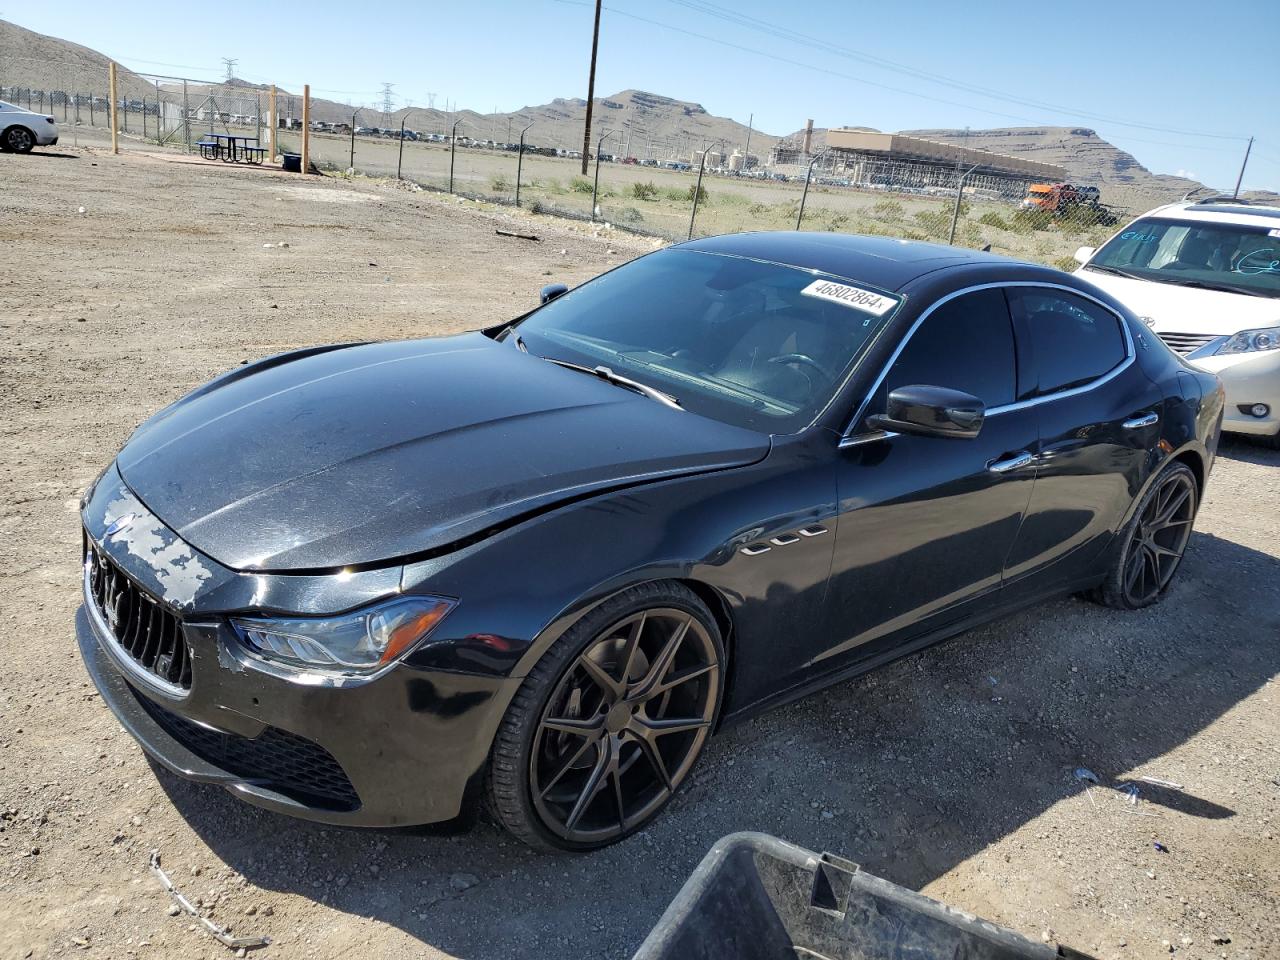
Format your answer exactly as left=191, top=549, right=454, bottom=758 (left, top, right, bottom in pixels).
left=1, top=142, right=1277, bottom=960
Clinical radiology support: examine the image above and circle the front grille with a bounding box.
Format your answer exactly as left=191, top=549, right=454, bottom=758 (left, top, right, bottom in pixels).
left=133, top=691, right=360, bottom=810
left=86, top=542, right=192, bottom=691
left=1157, top=331, right=1217, bottom=355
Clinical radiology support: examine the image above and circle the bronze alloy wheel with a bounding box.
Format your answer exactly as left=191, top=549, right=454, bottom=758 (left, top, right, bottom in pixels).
left=1122, top=468, right=1196, bottom=606
left=528, top=607, right=719, bottom=845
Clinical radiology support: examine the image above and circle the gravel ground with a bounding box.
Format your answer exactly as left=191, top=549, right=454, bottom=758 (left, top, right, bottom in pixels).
left=1, top=141, right=1277, bottom=960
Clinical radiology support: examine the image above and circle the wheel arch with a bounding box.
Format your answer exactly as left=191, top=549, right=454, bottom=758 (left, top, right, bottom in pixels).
left=1119, top=441, right=1206, bottom=529
left=2, top=123, right=35, bottom=143
left=509, top=569, right=740, bottom=714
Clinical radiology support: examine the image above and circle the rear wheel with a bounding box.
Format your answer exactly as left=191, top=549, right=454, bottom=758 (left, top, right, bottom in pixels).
left=1093, top=462, right=1197, bottom=609
left=3, top=126, right=35, bottom=154
left=487, top=582, right=723, bottom=851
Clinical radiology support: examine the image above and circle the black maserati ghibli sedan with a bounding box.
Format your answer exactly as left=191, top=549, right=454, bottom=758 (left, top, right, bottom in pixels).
left=78, top=232, right=1223, bottom=850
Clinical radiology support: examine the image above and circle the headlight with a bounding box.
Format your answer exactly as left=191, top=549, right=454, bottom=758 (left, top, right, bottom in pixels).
left=232, top=595, right=455, bottom=674
left=1217, top=326, right=1280, bottom=355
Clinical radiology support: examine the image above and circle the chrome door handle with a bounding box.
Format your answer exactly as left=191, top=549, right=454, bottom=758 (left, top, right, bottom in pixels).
left=1123, top=412, right=1159, bottom=429
left=987, top=451, right=1034, bottom=473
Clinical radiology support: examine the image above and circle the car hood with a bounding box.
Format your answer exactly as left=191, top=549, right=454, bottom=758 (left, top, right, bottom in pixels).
left=117, top=333, right=770, bottom=571
left=1077, top=269, right=1279, bottom=335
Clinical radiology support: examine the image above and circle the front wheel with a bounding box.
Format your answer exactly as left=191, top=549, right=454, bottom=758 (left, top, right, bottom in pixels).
left=486, top=582, right=724, bottom=851
left=1093, top=462, right=1198, bottom=610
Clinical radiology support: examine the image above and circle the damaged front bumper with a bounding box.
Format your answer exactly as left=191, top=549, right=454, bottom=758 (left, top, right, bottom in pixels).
left=77, top=467, right=520, bottom=828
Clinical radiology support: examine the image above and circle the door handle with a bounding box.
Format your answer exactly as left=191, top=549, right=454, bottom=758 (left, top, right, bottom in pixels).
left=1123, top=412, right=1159, bottom=429
left=987, top=451, right=1034, bottom=474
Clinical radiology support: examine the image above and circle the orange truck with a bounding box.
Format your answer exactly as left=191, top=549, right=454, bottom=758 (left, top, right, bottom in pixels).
left=1022, top=181, right=1101, bottom=213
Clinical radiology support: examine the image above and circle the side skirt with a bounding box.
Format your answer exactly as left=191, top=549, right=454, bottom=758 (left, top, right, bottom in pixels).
left=716, top=574, right=1104, bottom=730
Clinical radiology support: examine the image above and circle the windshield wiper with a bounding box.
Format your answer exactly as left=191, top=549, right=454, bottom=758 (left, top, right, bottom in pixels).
left=1151, top=277, right=1275, bottom=298
left=542, top=357, right=683, bottom=410
left=1085, top=264, right=1147, bottom=281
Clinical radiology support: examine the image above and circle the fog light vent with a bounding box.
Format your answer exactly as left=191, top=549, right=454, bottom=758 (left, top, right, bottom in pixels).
left=1239, top=403, right=1271, bottom=418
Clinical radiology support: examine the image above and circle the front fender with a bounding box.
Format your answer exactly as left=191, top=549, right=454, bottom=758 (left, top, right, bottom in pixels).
left=398, top=440, right=837, bottom=718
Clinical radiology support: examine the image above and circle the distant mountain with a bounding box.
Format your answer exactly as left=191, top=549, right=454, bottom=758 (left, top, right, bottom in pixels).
left=4, top=17, right=1271, bottom=203
left=0, top=18, right=154, bottom=98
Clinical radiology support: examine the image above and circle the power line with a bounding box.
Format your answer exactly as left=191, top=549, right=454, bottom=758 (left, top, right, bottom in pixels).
left=551, top=0, right=1250, bottom=151
left=662, top=0, right=1248, bottom=142
left=221, top=57, right=237, bottom=82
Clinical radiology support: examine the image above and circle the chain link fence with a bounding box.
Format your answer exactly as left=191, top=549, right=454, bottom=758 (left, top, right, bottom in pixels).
left=2, top=57, right=1156, bottom=270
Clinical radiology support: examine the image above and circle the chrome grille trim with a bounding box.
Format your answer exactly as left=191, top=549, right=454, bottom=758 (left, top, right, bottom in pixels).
left=1156, top=331, right=1217, bottom=355
left=85, top=542, right=192, bottom=694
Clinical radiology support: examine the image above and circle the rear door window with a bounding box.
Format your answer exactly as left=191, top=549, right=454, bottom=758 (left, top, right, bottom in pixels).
left=1008, top=289, right=1127, bottom=398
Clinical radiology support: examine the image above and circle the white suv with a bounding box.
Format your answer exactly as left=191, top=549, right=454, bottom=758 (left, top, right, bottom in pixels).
left=1074, top=198, right=1280, bottom=447
left=0, top=99, right=59, bottom=153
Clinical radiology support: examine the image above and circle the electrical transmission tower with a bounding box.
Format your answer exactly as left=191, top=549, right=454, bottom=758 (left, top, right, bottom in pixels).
left=222, top=58, right=238, bottom=82
left=380, top=83, right=395, bottom=123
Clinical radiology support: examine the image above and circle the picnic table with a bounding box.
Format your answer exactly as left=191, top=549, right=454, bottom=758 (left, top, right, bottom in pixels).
left=196, top=133, right=267, bottom=165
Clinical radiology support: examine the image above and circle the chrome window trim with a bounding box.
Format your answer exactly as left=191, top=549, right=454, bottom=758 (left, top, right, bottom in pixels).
left=840, top=280, right=1135, bottom=443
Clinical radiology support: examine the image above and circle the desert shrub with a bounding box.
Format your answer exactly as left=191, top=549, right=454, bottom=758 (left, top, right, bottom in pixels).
left=1052, top=255, right=1078, bottom=272
left=912, top=208, right=951, bottom=237
left=825, top=212, right=851, bottom=232
left=619, top=206, right=644, bottom=223
left=631, top=181, right=658, bottom=201
left=1010, top=207, right=1053, bottom=233
left=569, top=176, right=594, bottom=193
left=747, top=201, right=772, bottom=216
left=686, top=184, right=709, bottom=203
left=526, top=198, right=545, bottom=215
left=978, top=211, right=1009, bottom=230
left=490, top=175, right=510, bottom=192
left=663, top=187, right=686, bottom=202
left=872, top=199, right=904, bottom=220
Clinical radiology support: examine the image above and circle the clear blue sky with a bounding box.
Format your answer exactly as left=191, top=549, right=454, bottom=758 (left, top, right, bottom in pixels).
left=13, top=0, right=1280, bottom=191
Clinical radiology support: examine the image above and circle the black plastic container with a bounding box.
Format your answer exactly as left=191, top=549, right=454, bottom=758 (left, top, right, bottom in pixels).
left=633, top=833, right=1092, bottom=960
left=281, top=152, right=302, bottom=173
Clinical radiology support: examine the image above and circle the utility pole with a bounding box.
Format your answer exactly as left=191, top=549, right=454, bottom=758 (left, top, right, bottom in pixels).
left=1233, top=137, right=1254, bottom=199
left=221, top=58, right=237, bottom=82
left=743, top=112, right=753, bottom=165
left=580, top=0, right=602, bottom=175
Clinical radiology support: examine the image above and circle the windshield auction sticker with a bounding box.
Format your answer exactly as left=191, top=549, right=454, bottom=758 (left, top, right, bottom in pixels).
left=801, top=279, right=899, bottom=317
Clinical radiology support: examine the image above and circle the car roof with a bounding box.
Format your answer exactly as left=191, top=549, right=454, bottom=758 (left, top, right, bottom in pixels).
left=1141, top=199, right=1280, bottom=229
left=681, top=231, right=1026, bottom=292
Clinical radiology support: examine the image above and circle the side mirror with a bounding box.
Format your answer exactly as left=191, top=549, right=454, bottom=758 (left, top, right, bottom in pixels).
left=540, top=283, right=568, bottom=305
left=1073, top=245, right=1096, bottom=266
left=867, top=385, right=984, bottom=439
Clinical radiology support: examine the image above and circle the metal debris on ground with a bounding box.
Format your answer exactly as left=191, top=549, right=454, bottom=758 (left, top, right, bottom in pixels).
left=1137, top=775, right=1184, bottom=790
left=149, top=850, right=271, bottom=951
left=1154, top=842, right=1169, bottom=853
left=1074, top=768, right=1100, bottom=811
left=496, top=229, right=541, bottom=242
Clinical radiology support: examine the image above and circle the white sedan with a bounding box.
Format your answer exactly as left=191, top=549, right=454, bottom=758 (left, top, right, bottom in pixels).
left=0, top=99, right=59, bottom=153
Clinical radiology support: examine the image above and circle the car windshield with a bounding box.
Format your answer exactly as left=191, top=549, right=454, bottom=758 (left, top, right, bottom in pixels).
left=1087, top=216, right=1280, bottom=298
left=512, top=248, right=902, bottom=433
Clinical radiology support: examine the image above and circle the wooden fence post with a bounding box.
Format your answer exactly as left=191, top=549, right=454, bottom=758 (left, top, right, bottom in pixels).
left=301, top=84, right=311, bottom=173
left=269, top=85, right=277, bottom=162
left=108, top=62, right=119, bottom=154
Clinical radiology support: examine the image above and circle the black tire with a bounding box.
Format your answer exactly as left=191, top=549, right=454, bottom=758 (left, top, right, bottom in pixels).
left=3, top=126, right=36, bottom=154
left=486, top=581, right=724, bottom=851
left=1092, top=462, right=1198, bottom=610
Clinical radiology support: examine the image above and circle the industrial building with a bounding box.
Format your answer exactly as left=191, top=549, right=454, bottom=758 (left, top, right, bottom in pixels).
left=769, top=124, right=1069, bottom=200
